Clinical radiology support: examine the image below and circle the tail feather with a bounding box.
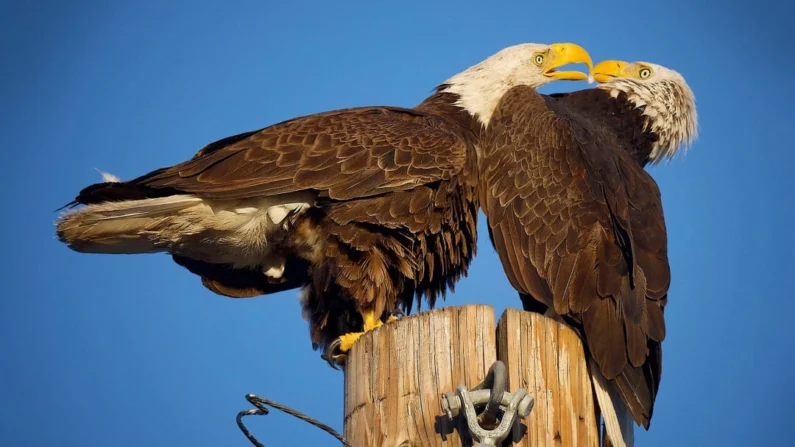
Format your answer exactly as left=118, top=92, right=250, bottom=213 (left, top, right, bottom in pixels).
left=56, top=195, right=204, bottom=254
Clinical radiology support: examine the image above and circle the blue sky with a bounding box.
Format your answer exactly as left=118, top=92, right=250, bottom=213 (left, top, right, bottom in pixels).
left=2, top=0, right=794, bottom=445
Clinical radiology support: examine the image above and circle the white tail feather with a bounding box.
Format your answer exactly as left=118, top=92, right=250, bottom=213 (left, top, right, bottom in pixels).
left=56, top=195, right=205, bottom=254
left=56, top=191, right=316, bottom=268
left=590, top=359, right=634, bottom=447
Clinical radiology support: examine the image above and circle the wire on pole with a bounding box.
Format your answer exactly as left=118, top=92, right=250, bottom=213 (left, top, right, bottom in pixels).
left=237, top=394, right=351, bottom=447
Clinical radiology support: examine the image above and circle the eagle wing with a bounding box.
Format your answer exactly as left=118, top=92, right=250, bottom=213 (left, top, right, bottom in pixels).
left=480, top=86, right=668, bottom=427
left=545, top=88, right=660, bottom=167
left=128, top=106, right=468, bottom=200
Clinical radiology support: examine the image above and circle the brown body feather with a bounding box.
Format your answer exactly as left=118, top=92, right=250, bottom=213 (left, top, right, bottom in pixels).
left=480, top=85, right=669, bottom=428
left=57, top=95, right=480, bottom=353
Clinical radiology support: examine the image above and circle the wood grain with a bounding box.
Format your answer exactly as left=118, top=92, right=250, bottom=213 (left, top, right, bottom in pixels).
left=497, top=308, right=599, bottom=447
left=343, top=305, right=496, bottom=447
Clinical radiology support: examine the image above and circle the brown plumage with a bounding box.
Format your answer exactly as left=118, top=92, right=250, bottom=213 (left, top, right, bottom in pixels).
left=545, top=88, right=659, bottom=167
left=480, top=84, right=676, bottom=430
left=480, top=59, right=698, bottom=445
left=55, top=42, right=595, bottom=366
left=57, top=101, right=481, bottom=358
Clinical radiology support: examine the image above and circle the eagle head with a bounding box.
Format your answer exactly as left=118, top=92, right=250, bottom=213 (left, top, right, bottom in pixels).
left=442, top=43, right=593, bottom=126
left=592, top=60, right=699, bottom=164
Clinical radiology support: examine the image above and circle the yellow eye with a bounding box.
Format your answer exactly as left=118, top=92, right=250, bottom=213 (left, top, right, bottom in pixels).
left=533, top=53, right=545, bottom=66
left=639, top=67, right=652, bottom=79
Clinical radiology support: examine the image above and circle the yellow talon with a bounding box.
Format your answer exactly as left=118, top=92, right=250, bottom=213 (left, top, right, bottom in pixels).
left=337, top=332, right=363, bottom=353
left=336, top=310, right=391, bottom=354
left=326, top=310, right=404, bottom=368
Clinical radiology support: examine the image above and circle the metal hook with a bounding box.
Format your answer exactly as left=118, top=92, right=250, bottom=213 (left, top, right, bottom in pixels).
left=440, top=361, right=535, bottom=447
left=471, top=360, right=507, bottom=427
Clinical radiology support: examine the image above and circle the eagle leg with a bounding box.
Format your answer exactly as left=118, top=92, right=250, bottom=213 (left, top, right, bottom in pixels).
left=324, top=310, right=391, bottom=369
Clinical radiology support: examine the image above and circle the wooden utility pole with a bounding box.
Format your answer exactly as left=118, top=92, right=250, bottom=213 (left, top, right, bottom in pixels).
left=343, top=305, right=599, bottom=447
left=498, top=309, right=599, bottom=447
left=343, top=305, right=497, bottom=446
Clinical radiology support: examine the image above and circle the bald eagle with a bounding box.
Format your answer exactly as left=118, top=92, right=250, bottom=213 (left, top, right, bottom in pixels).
left=55, top=43, right=592, bottom=366
left=479, top=60, right=697, bottom=445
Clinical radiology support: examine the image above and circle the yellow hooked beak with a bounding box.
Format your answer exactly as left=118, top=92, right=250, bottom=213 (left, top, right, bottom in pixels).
left=591, top=60, right=630, bottom=83
left=544, top=43, right=593, bottom=81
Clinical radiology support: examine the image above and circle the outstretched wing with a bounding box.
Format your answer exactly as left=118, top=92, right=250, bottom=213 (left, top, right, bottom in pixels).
left=480, top=85, right=669, bottom=427
left=128, top=106, right=468, bottom=201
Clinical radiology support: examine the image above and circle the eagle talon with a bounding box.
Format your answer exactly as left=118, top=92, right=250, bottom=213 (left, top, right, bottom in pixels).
left=323, top=338, right=345, bottom=370
left=323, top=310, right=401, bottom=370
left=324, top=331, right=366, bottom=369
left=330, top=353, right=347, bottom=369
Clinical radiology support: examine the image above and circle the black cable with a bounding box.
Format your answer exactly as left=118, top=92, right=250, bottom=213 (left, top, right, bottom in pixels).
left=237, top=394, right=351, bottom=447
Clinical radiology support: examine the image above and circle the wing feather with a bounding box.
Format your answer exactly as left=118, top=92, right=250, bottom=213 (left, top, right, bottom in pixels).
left=129, top=107, right=467, bottom=201
left=480, top=85, right=670, bottom=427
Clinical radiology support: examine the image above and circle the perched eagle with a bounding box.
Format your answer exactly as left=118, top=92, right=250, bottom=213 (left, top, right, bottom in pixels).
left=479, top=60, right=697, bottom=445
left=55, top=43, right=592, bottom=366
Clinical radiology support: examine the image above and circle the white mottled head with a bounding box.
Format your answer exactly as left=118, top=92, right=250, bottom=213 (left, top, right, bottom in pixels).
left=442, top=43, right=592, bottom=126
left=592, top=60, right=698, bottom=164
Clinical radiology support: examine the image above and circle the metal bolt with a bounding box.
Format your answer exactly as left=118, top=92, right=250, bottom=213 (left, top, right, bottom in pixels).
left=440, top=391, right=461, bottom=419
left=517, top=394, right=535, bottom=418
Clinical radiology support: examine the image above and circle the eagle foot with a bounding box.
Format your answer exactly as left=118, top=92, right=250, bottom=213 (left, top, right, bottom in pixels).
left=324, top=328, right=379, bottom=370
left=324, top=310, right=400, bottom=370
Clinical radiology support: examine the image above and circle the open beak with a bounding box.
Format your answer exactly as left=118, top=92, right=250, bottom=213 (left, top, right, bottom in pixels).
left=591, top=60, right=629, bottom=83
left=544, top=43, right=593, bottom=81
